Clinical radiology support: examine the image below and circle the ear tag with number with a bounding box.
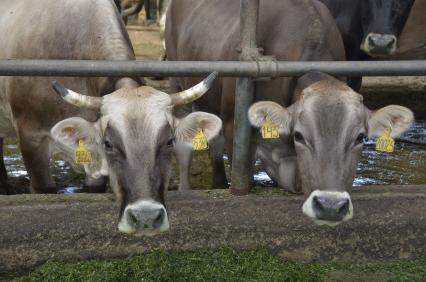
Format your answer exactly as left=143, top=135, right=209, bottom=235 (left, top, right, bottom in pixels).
left=75, top=139, right=93, bottom=164
left=375, top=128, right=394, bottom=153
left=192, top=128, right=209, bottom=151
left=261, top=115, right=279, bottom=139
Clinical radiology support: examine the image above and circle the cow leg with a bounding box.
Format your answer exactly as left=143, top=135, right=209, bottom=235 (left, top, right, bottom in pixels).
left=208, top=133, right=228, bottom=189
left=0, top=138, right=10, bottom=195
left=84, top=175, right=108, bottom=193
left=346, top=50, right=367, bottom=92
left=19, top=133, right=56, bottom=194
left=174, top=141, right=193, bottom=191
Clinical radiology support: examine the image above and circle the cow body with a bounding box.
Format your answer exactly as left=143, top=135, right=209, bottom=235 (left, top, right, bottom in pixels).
left=0, top=0, right=140, bottom=194
left=318, top=0, right=415, bottom=89
left=166, top=0, right=414, bottom=225
left=397, top=0, right=426, bottom=58
left=166, top=0, right=345, bottom=191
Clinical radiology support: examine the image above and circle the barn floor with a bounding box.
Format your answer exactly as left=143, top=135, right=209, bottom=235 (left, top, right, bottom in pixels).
left=1, top=185, right=426, bottom=280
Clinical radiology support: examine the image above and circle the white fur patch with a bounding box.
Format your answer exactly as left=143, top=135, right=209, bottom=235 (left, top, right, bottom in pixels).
left=118, top=200, right=170, bottom=236
left=302, top=190, right=353, bottom=227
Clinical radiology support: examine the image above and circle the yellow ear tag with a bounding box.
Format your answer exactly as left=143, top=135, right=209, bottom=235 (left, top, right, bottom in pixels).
left=261, top=115, right=279, bottom=139
left=75, top=139, right=93, bottom=164
left=192, top=128, right=209, bottom=151
left=375, top=128, right=395, bottom=153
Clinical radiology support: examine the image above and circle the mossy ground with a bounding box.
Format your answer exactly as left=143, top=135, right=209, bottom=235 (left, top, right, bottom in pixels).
left=15, top=248, right=426, bottom=282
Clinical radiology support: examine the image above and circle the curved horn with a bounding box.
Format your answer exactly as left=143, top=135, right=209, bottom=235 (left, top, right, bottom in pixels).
left=121, top=0, right=144, bottom=17
left=171, top=72, right=218, bottom=106
left=51, top=81, right=102, bottom=110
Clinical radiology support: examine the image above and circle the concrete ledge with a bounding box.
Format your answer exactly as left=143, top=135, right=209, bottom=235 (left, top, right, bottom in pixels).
left=1, top=185, right=425, bottom=277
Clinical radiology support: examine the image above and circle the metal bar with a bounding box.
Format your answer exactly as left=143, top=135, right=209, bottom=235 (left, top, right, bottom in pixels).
left=230, top=0, right=260, bottom=196
left=0, top=60, right=425, bottom=77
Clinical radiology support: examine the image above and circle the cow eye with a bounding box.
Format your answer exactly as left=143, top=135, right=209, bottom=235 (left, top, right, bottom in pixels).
left=294, top=131, right=306, bottom=144
left=166, top=138, right=175, bottom=147
left=355, top=133, right=365, bottom=145
left=104, top=140, right=114, bottom=151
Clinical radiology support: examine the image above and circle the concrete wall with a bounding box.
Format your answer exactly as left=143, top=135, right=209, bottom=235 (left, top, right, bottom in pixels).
left=0, top=185, right=425, bottom=277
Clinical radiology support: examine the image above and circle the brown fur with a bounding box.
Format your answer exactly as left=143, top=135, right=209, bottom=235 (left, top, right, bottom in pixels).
left=0, top=0, right=141, bottom=193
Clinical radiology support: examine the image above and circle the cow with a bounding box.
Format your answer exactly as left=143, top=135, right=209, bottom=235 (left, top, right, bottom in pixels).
left=318, top=0, right=415, bottom=90
left=395, top=0, right=426, bottom=59
left=120, top=0, right=170, bottom=26
left=166, top=0, right=414, bottom=226
left=51, top=73, right=221, bottom=235
left=0, top=0, right=144, bottom=194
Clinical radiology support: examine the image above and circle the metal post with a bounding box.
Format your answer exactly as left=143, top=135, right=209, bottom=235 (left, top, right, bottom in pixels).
left=230, top=0, right=260, bottom=196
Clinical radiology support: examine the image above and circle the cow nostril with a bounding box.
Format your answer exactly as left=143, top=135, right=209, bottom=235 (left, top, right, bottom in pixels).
left=368, top=35, right=375, bottom=47
left=153, top=209, right=165, bottom=229
left=387, top=37, right=396, bottom=48
left=336, top=199, right=350, bottom=215
left=313, top=196, right=326, bottom=211
left=127, top=209, right=139, bottom=225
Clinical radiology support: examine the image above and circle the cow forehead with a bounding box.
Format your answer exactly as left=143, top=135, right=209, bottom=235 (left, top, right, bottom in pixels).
left=297, top=81, right=365, bottom=132
left=301, top=80, right=363, bottom=110
left=100, top=87, right=173, bottom=139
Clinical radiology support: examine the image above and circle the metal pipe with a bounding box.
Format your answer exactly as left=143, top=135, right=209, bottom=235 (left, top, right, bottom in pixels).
left=0, top=60, right=424, bottom=77
left=231, top=0, right=260, bottom=196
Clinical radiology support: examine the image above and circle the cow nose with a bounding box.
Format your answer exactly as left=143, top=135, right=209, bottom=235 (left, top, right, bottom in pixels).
left=302, top=190, right=353, bottom=226
left=365, top=33, right=397, bottom=55
left=312, top=196, right=350, bottom=221
left=118, top=200, right=170, bottom=235
left=127, top=207, right=166, bottom=229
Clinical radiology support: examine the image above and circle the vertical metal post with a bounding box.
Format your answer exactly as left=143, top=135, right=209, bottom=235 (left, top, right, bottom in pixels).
left=230, top=0, right=260, bottom=196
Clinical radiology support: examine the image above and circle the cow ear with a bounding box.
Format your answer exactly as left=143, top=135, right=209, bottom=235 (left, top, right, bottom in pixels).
left=51, top=117, right=102, bottom=150
left=174, top=112, right=222, bottom=145
left=368, top=105, right=414, bottom=138
left=248, top=101, right=291, bottom=135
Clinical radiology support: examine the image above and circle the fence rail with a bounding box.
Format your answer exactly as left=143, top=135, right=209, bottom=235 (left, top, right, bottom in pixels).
left=0, top=59, right=425, bottom=77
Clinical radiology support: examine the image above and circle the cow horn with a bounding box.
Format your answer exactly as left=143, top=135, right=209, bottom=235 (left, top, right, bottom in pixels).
left=51, top=81, right=102, bottom=110
left=171, top=72, right=218, bottom=106
left=121, top=0, right=144, bottom=17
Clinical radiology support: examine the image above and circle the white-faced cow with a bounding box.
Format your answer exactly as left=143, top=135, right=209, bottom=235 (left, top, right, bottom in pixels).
left=0, top=0, right=144, bottom=195
left=51, top=72, right=221, bottom=235
left=318, top=0, right=415, bottom=90
left=166, top=0, right=414, bottom=226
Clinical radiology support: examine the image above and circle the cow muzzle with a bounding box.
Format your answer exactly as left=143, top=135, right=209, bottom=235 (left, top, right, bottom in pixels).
left=302, top=190, right=353, bottom=226
left=118, top=200, right=170, bottom=236
left=361, top=33, right=397, bottom=57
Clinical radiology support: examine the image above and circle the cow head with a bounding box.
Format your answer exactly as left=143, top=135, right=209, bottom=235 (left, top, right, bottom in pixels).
left=359, top=0, right=414, bottom=57
left=51, top=73, right=222, bottom=236
left=248, top=78, right=413, bottom=226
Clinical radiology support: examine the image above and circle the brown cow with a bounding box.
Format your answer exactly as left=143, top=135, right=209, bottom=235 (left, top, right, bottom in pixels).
left=51, top=73, right=221, bottom=235
left=0, top=0, right=142, bottom=194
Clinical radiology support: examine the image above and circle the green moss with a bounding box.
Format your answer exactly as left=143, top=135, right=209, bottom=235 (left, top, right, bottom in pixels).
left=15, top=248, right=426, bottom=282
